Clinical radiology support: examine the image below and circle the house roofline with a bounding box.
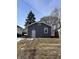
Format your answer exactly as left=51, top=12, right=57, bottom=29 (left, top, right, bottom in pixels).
left=17, top=25, right=23, bottom=29
left=26, top=22, right=52, bottom=27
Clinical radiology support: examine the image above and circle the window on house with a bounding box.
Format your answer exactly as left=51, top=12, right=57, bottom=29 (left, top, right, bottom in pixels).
left=44, top=28, right=48, bottom=33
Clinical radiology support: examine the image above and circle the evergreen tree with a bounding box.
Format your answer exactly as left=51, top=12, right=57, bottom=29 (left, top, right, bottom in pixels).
left=25, top=11, right=36, bottom=26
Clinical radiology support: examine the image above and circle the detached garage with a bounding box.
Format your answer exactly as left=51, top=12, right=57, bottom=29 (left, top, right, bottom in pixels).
left=27, top=22, right=51, bottom=38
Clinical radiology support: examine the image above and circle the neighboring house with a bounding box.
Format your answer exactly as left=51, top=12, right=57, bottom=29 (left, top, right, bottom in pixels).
left=26, top=22, right=51, bottom=38
left=22, top=29, right=28, bottom=36
left=17, top=25, right=23, bottom=37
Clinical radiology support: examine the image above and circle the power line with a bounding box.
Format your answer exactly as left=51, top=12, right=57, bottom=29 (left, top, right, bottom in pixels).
left=23, top=0, right=43, bottom=15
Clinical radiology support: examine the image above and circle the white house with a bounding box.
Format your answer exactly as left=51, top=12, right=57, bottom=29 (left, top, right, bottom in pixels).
left=17, top=25, right=24, bottom=37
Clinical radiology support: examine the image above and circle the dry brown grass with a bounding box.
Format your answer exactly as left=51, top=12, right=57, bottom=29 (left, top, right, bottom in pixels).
left=17, top=38, right=61, bottom=59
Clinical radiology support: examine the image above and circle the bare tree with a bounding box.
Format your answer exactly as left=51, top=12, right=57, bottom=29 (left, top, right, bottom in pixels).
left=40, top=8, right=61, bottom=37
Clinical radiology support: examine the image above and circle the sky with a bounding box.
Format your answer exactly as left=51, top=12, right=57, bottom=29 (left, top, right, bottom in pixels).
left=17, top=0, right=61, bottom=28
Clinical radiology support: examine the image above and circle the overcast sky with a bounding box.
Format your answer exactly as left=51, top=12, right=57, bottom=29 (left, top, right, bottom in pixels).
left=17, top=0, right=61, bottom=28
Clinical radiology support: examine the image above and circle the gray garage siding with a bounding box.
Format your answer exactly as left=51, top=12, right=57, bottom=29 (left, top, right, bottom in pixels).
left=28, top=23, right=51, bottom=38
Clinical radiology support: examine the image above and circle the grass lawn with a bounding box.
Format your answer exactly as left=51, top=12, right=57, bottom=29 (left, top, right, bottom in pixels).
left=17, top=38, right=61, bottom=59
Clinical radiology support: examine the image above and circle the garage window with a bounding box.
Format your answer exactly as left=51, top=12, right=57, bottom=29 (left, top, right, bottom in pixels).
left=44, top=28, right=48, bottom=33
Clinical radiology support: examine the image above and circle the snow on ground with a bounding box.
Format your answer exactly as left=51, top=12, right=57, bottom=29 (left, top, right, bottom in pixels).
left=17, top=38, right=34, bottom=42
left=17, top=38, right=24, bottom=42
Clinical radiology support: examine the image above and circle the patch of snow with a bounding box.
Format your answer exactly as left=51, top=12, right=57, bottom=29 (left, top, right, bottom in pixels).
left=26, top=38, right=34, bottom=40
left=17, top=38, right=24, bottom=42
